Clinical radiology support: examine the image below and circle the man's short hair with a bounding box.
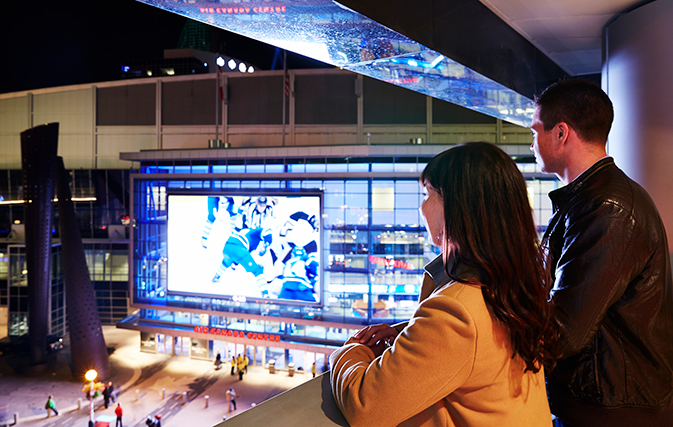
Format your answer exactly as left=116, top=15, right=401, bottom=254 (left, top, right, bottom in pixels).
left=534, top=79, right=614, bottom=143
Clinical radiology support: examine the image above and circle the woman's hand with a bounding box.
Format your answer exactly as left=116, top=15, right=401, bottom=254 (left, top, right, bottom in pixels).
left=345, top=323, right=399, bottom=357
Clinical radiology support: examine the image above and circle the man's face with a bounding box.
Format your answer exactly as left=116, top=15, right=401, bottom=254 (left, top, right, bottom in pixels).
left=530, top=107, right=561, bottom=175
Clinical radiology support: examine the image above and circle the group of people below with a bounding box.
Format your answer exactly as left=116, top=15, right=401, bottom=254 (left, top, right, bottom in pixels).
left=220, top=353, right=248, bottom=380
left=46, top=383, right=124, bottom=427
left=329, top=79, right=673, bottom=427
left=101, top=381, right=124, bottom=427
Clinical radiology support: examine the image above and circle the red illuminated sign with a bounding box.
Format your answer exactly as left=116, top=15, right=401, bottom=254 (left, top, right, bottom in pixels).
left=385, top=77, right=419, bottom=85
left=193, top=326, right=281, bottom=342
left=199, top=5, right=286, bottom=14
left=369, top=255, right=414, bottom=270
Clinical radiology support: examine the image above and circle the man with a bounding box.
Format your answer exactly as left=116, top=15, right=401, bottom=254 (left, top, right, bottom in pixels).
left=115, top=403, right=123, bottom=427
left=227, top=387, right=237, bottom=411
left=238, top=355, right=245, bottom=380
left=45, top=395, right=58, bottom=417
left=103, top=382, right=111, bottom=408
left=532, top=78, right=673, bottom=427
left=235, top=196, right=276, bottom=231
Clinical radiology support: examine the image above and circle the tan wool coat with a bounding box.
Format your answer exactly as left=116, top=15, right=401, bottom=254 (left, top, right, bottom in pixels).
left=330, top=274, right=552, bottom=427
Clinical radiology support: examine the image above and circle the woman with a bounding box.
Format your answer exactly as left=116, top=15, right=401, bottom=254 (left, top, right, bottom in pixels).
left=330, top=142, right=559, bottom=427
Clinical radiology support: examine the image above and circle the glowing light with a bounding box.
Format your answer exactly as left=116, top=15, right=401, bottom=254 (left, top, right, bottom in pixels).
left=216, top=57, right=225, bottom=67
left=239, top=63, right=247, bottom=72
left=85, top=369, right=97, bottom=381
left=146, top=70, right=152, bottom=76
left=429, top=55, right=444, bottom=68
left=247, top=66, right=254, bottom=73
left=228, top=59, right=236, bottom=70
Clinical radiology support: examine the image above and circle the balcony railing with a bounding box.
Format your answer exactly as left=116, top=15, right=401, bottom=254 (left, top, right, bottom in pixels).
left=216, top=372, right=349, bottom=427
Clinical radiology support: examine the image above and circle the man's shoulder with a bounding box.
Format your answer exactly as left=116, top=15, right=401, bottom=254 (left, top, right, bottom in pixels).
left=567, top=163, right=636, bottom=211
left=576, top=163, right=659, bottom=217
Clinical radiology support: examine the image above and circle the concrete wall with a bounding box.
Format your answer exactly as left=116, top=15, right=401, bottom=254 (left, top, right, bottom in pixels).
left=0, top=69, right=531, bottom=170
left=605, top=0, right=673, bottom=249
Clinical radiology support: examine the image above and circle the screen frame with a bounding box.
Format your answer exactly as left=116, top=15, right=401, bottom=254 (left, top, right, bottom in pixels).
left=165, top=189, right=324, bottom=307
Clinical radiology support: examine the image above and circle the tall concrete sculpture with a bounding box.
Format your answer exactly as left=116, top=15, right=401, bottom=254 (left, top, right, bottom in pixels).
left=56, top=156, right=110, bottom=379
left=20, top=123, right=58, bottom=370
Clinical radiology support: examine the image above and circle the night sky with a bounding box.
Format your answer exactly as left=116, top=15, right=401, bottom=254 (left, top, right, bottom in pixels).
left=0, top=0, right=329, bottom=95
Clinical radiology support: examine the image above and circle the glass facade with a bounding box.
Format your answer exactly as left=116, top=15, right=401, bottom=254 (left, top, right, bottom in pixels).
left=0, top=169, right=131, bottom=239
left=0, top=169, right=132, bottom=328
left=132, top=155, right=559, bottom=347
left=84, top=243, right=130, bottom=325
left=4, top=244, right=65, bottom=338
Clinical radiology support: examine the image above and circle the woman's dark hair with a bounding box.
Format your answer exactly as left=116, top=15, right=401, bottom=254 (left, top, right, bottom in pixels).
left=420, top=142, right=559, bottom=372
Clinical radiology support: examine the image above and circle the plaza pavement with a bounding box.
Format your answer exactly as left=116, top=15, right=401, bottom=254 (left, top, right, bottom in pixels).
left=0, top=326, right=316, bottom=427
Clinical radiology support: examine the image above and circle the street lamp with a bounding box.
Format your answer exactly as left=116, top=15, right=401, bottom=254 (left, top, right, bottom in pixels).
left=85, top=369, right=97, bottom=427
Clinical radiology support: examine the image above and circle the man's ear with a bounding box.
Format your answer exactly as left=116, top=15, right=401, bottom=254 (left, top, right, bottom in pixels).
left=556, top=122, right=570, bottom=142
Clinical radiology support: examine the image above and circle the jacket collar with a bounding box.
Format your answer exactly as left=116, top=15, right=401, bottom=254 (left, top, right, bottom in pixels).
left=425, top=251, right=487, bottom=288
left=548, top=157, right=614, bottom=207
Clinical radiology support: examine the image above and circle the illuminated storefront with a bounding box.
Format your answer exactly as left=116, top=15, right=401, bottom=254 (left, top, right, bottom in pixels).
left=120, top=147, right=558, bottom=369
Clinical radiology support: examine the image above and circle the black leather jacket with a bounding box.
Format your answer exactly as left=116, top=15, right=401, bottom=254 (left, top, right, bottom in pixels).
left=544, top=158, right=673, bottom=416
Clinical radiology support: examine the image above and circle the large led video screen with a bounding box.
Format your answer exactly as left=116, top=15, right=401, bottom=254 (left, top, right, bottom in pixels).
left=167, top=193, right=322, bottom=304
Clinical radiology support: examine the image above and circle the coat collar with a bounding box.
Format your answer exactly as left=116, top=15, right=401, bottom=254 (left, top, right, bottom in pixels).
left=424, top=252, right=487, bottom=288
left=548, top=157, right=614, bottom=207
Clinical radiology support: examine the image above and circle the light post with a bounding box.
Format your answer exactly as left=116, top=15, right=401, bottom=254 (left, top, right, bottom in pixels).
left=85, top=369, right=97, bottom=427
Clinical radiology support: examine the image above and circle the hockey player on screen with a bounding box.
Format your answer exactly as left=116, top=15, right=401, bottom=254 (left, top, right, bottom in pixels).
left=201, top=196, right=235, bottom=248
left=260, top=211, right=320, bottom=300
left=212, top=227, right=273, bottom=290
left=278, top=247, right=319, bottom=302
left=269, top=211, right=319, bottom=266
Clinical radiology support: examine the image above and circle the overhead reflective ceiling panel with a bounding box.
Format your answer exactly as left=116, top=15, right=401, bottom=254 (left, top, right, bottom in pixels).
left=137, top=0, right=534, bottom=127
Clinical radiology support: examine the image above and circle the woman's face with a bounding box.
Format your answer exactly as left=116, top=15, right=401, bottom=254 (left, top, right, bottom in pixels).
left=419, top=182, right=445, bottom=247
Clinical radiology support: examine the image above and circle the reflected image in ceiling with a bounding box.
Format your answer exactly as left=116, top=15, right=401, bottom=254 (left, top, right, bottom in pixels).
left=137, top=0, right=535, bottom=127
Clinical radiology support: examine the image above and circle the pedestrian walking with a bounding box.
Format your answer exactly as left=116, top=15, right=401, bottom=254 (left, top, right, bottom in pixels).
left=230, top=356, right=236, bottom=375
left=237, top=358, right=245, bottom=380
left=45, top=395, right=58, bottom=417
left=243, top=355, right=249, bottom=373
left=312, top=361, right=316, bottom=378
left=227, top=387, right=237, bottom=411
left=115, top=403, right=123, bottom=427
left=103, top=382, right=111, bottom=408
left=108, top=381, right=116, bottom=403
left=214, top=352, right=222, bottom=370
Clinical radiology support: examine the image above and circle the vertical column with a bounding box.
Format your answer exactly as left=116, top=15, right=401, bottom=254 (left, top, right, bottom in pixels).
left=92, top=86, right=98, bottom=169
left=426, top=96, right=432, bottom=144
left=356, top=75, right=364, bottom=145
left=56, top=156, right=110, bottom=379
left=604, top=0, right=673, bottom=248
left=21, top=123, right=58, bottom=370
left=156, top=80, right=162, bottom=150
left=262, top=346, right=267, bottom=367
left=495, top=119, right=503, bottom=144
left=289, top=70, right=296, bottom=146
left=222, top=75, right=229, bottom=147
